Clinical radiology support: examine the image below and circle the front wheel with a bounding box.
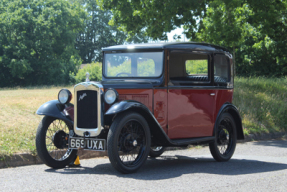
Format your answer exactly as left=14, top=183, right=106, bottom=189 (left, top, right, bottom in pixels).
left=36, top=116, right=77, bottom=168
left=209, top=113, right=237, bottom=162
left=107, top=112, right=151, bottom=174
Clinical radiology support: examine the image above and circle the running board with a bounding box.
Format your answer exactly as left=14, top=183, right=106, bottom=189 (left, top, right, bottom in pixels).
left=169, top=136, right=215, bottom=146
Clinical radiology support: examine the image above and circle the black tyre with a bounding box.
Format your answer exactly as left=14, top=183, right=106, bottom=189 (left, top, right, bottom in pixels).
left=107, top=112, right=151, bottom=174
left=36, top=116, right=77, bottom=168
left=149, top=146, right=166, bottom=158
left=209, top=113, right=237, bottom=162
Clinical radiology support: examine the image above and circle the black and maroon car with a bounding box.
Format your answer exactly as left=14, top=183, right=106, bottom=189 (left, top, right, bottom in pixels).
left=35, top=42, right=244, bottom=173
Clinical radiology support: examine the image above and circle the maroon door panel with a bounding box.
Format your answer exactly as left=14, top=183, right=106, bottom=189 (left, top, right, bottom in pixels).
left=153, top=89, right=168, bottom=134
left=167, top=89, right=216, bottom=139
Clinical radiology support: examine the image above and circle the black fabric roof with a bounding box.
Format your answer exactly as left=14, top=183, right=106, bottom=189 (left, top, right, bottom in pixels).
left=102, top=42, right=230, bottom=53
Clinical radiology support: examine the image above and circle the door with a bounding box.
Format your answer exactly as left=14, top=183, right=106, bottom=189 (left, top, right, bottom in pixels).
left=168, top=89, right=215, bottom=139
left=167, top=52, right=215, bottom=139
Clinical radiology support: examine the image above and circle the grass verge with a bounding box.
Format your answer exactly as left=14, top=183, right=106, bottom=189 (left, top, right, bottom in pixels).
left=233, top=77, right=287, bottom=135
left=0, top=86, right=73, bottom=157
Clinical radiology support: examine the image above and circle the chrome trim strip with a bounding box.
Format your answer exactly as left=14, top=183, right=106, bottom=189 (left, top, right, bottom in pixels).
left=74, top=82, right=103, bottom=137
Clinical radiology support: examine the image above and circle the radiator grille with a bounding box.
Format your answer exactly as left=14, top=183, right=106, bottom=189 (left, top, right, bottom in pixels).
left=77, top=90, right=98, bottom=128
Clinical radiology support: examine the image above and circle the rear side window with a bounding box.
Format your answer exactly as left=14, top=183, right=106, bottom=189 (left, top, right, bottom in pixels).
left=214, top=55, right=230, bottom=84
left=185, top=55, right=209, bottom=81
left=169, top=53, right=210, bottom=83
left=186, top=59, right=208, bottom=76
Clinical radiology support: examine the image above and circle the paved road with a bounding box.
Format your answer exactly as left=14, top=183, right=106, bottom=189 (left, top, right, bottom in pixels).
left=1, top=139, right=287, bottom=192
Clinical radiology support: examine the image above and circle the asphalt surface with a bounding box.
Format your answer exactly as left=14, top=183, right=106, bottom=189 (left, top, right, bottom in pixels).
left=1, top=139, right=287, bottom=192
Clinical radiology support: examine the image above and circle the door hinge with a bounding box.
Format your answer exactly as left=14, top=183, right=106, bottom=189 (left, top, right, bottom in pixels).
left=166, top=125, right=169, bottom=129
left=167, top=56, right=169, bottom=60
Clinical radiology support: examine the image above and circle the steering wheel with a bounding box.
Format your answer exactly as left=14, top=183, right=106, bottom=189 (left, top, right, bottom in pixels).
left=116, top=72, right=132, bottom=77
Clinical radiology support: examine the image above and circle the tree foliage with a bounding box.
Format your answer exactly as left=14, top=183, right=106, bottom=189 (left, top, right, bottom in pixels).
left=74, top=62, right=102, bottom=83
left=76, top=0, right=149, bottom=64
left=99, top=0, right=287, bottom=77
left=0, top=0, right=85, bottom=87
left=97, top=0, right=208, bottom=40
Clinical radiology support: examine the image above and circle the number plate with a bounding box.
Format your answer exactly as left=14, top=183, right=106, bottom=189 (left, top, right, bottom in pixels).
left=69, top=137, right=106, bottom=151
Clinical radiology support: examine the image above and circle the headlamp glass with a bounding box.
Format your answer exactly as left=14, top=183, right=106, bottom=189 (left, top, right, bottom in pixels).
left=58, top=89, right=72, bottom=104
left=104, top=89, right=117, bottom=104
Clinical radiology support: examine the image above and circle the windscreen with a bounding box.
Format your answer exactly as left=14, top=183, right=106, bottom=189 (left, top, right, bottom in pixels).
left=104, top=52, right=164, bottom=78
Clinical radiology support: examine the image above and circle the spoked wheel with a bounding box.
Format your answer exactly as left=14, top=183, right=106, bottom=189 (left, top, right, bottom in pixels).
left=209, top=113, right=237, bottom=162
left=149, top=146, right=166, bottom=158
left=36, top=116, right=77, bottom=168
left=107, top=112, right=151, bottom=174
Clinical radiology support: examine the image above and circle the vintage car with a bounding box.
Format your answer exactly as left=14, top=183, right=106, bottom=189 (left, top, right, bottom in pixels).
left=35, top=42, right=244, bottom=173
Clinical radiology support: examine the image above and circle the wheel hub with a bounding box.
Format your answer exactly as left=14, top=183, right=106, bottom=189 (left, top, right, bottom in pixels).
left=132, top=140, right=138, bottom=147
left=218, top=129, right=229, bottom=145
left=121, top=133, right=138, bottom=152
left=52, top=130, right=68, bottom=149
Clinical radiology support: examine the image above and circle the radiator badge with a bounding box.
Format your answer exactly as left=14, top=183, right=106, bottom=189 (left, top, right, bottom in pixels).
left=79, top=93, right=87, bottom=101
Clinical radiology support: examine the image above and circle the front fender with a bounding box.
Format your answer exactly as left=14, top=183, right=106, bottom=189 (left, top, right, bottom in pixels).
left=105, top=100, right=148, bottom=115
left=105, top=100, right=172, bottom=146
left=36, top=100, right=73, bottom=124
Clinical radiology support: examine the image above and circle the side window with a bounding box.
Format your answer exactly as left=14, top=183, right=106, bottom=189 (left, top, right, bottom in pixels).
left=214, top=55, right=230, bottom=84
left=169, top=53, right=210, bottom=83
left=185, top=58, right=208, bottom=81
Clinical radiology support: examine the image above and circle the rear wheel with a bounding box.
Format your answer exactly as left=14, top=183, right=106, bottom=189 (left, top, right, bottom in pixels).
left=107, top=112, right=151, bottom=174
left=149, top=146, right=166, bottom=158
left=209, top=113, right=237, bottom=162
left=36, top=116, right=77, bottom=168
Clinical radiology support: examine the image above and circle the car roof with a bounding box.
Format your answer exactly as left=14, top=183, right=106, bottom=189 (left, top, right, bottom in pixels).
left=102, top=42, right=230, bottom=53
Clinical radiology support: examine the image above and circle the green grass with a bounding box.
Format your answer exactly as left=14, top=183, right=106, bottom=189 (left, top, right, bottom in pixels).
left=0, top=77, right=286, bottom=156
left=233, top=77, right=287, bottom=135
left=0, top=86, right=73, bottom=156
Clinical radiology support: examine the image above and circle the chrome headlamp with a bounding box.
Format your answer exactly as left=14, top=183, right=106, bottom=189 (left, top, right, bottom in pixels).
left=58, top=89, right=72, bottom=104
left=104, top=88, right=118, bottom=105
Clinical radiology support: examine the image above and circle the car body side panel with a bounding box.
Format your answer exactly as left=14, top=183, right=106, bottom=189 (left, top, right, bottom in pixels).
left=167, top=89, right=216, bottom=139
left=214, top=89, right=233, bottom=120
left=105, top=89, right=153, bottom=113
left=153, top=88, right=168, bottom=134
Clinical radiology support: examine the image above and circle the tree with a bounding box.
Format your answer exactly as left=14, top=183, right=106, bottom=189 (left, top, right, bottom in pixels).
left=0, top=0, right=85, bottom=87
left=196, top=0, right=249, bottom=71
left=197, top=0, right=287, bottom=76
left=98, top=0, right=287, bottom=77
left=97, top=0, right=209, bottom=40
left=76, top=0, right=149, bottom=64
left=75, top=0, right=126, bottom=63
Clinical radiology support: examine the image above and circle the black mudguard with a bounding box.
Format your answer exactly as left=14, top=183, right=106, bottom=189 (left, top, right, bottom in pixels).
left=36, top=100, right=73, bottom=124
left=215, top=103, right=244, bottom=140
left=105, top=100, right=173, bottom=146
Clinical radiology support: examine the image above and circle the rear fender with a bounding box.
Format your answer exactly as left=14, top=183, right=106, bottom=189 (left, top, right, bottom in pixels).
left=215, top=103, right=244, bottom=140
left=36, top=100, right=73, bottom=124
left=105, top=100, right=171, bottom=146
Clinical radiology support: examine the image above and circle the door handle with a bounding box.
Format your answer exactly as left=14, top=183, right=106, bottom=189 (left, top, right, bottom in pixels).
left=210, top=93, right=215, bottom=96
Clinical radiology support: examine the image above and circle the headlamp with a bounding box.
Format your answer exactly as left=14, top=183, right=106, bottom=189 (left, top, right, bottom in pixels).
left=58, top=89, right=72, bottom=104
left=104, top=88, right=118, bottom=105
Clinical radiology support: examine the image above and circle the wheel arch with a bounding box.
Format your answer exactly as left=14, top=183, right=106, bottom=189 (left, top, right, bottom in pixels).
left=36, top=100, right=73, bottom=124
left=215, top=103, right=244, bottom=140
left=105, top=100, right=171, bottom=146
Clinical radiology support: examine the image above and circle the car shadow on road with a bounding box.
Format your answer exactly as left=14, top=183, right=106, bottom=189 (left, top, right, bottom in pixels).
left=45, top=155, right=287, bottom=180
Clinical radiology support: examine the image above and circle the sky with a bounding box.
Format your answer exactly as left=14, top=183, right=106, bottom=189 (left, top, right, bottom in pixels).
left=167, top=26, right=188, bottom=42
